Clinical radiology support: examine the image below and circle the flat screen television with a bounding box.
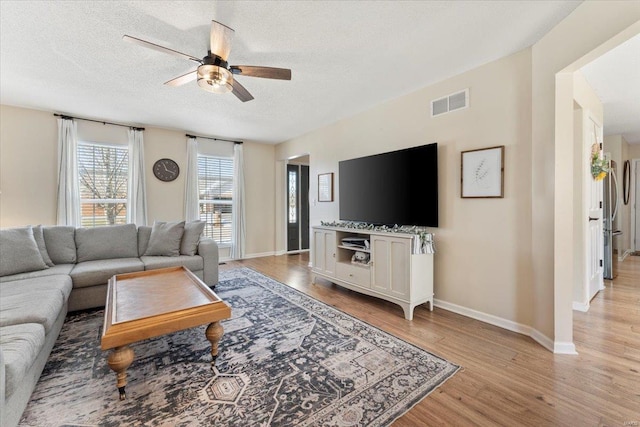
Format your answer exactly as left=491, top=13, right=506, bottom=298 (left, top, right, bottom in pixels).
left=338, top=143, right=438, bottom=227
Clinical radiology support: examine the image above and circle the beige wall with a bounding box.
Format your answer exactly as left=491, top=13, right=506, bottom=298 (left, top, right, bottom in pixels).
left=532, top=1, right=640, bottom=351
left=0, top=104, right=276, bottom=259
left=0, top=106, right=58, bottom=226
left=277, top=48, right=535, bottom=327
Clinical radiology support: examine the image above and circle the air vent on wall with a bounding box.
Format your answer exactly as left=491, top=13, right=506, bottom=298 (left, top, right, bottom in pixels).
left=431, top=88, right=469, bottom=117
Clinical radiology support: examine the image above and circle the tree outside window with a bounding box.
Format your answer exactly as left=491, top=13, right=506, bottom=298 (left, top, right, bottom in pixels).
left=78, top=142, right=128, bottom=227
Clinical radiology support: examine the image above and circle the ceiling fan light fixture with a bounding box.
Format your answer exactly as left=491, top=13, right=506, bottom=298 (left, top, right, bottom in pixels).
left=197, top=64, right=233, bottom=93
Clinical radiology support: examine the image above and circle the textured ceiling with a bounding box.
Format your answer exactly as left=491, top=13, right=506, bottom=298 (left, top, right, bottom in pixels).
left=581, top=33, right=640, bottom=145
left=0, top=1, right=582, bottom=144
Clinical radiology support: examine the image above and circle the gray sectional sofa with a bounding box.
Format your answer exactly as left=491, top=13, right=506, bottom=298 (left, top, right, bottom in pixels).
left=0, top=221, right=219, bottom=427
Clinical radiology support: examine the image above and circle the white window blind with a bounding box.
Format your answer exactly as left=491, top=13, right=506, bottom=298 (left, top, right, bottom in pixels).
left=198, top=155, right=233, bottom=244
left=78, top=142, right=128, bottom=227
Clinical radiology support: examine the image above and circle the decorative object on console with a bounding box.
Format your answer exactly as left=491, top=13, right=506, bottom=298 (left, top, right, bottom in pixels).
left=152, top=158, right=180, bottom=182
left=320, top=220, right=435, bottom=254
left=461, top=145, right=504, bottom=198
left=351, top=250, right=370, bottom=265
left=318, top=172, right=334, bottom=202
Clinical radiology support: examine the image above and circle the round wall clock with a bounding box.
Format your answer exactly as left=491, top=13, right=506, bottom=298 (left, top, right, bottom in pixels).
left=153, top=158, right=180, bottom=182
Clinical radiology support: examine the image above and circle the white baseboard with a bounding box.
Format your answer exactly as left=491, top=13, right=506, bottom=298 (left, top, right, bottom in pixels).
left=529, top=329, right=556, bottom=353
left=434, top=299, right=531, bottom=335
left=572, top=301, right=589, bottom=312
left=552, top=341, right=578, bottom=354
left=224, top=251, right=276, bottom=262
left=434, top=299, right=578, bottom=355
left=244, top=251, right=277, bottom=259
left=619, top=249, right=633, bottom=262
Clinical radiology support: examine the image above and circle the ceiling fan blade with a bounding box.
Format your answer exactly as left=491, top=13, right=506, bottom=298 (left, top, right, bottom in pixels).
left=164, top=69, right=198, bottom=87
left=231, top=79, right=254, bottom=102
left=210, top=20, right=235, bottom=61
left=230, top=66, right=291, bottom=80
left=123, top=35, right=201, bottom=63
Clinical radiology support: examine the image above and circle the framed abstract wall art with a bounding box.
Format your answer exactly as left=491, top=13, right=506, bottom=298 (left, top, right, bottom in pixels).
left=461, top=145, right=504, bottom=198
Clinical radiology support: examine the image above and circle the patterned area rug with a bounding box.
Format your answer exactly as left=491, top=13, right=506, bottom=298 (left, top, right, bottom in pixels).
left=19, top=267, right=460, bottom=426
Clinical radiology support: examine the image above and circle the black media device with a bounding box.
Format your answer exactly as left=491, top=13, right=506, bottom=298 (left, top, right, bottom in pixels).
left=338, top=142, right=438, bottom=227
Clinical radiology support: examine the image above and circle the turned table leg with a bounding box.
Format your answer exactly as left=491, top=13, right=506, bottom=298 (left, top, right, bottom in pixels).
left=205, top=321, right=224, bottom=365
left=107, top=346, right=135, bottom=400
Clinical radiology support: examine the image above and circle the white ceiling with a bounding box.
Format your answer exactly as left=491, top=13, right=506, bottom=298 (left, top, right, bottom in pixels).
left=581, top=33, right=640, bottom=145
left=0, top=1, right=583, bottom=144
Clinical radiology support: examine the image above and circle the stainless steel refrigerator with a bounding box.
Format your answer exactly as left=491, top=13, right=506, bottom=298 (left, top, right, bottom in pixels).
left=603, top=159, right=622, bottom=279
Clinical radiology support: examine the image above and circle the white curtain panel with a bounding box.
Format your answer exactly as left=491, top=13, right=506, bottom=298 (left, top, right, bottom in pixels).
left=56, top=118, right=81, bottom=226
left=126, top=129, right=148, bottom=225
left=184, top=137, right=200, bottom=222
left=232, top=143, right=246, bottom=259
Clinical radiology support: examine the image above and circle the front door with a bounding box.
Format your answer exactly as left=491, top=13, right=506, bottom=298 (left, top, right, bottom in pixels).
left=587, top=115, right=604, bottom=301
left=287, top=164, right=310, bottom=252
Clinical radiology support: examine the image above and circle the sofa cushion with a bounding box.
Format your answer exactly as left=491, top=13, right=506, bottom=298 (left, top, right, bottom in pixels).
left=0, top=274, right=73, bottom=300
left=32, top=225, right=55, bottom=267
left=75, top=223, right=138, bottom=263
left=43, top=226, right=77, bottom=264
left=180, top=221, right=205, bottom=256
left=0, top=290, right=65, bottom=333
left=70, top=258, right=144, bottom=288
left=141, top=255, right=204, bottom=273
left=0, top=226, right=48, bottom=276
left=0, top=323, right=46, bottom=398
left=137, top=225, right=153, bottom=257
left=0, top=264, right=74, bottom=283
left=144, top=221, right=185, bottom=257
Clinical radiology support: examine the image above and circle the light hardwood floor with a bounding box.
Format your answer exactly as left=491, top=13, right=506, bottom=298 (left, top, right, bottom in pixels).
left=220, top=254, right=640, bottom=426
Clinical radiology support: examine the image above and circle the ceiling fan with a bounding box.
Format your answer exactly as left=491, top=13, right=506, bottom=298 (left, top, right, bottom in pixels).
left=123, top=20, right=291, bottom=102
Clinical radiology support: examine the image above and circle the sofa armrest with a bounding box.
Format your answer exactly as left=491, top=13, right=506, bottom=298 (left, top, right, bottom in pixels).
left=197, top=238, right=219, bottom=287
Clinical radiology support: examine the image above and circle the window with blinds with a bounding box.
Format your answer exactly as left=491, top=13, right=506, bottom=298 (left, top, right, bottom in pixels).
left=198, top=155, right=233, bottom=244
left=78, top=142, right=128, bottom=227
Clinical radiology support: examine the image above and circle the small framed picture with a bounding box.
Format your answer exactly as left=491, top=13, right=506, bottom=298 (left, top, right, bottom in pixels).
left=461, top=145, right=504, bottom=198
left=318, top=172, right=334, bottom=202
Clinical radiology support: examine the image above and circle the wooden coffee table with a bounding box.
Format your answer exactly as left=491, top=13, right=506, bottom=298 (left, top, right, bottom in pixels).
left=100, top=266, right=231, bottom=400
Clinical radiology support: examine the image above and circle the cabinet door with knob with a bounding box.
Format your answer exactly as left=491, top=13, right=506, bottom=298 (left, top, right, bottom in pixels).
left=312, top=229, right=336, bottom=277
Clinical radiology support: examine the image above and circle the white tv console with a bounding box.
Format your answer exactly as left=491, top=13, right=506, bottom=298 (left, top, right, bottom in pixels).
left=311, top=225, right=434, bottom=320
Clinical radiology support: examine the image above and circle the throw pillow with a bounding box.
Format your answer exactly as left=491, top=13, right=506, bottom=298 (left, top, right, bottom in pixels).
left=32, top=225, right=55, bottom=267
left=0, top=226, right=48, bottom=276
left=144, top=220, right=185, bottom=257
left=180, top=221, right=206, bottom=256
left=42, top=226, right=77, bottom=264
